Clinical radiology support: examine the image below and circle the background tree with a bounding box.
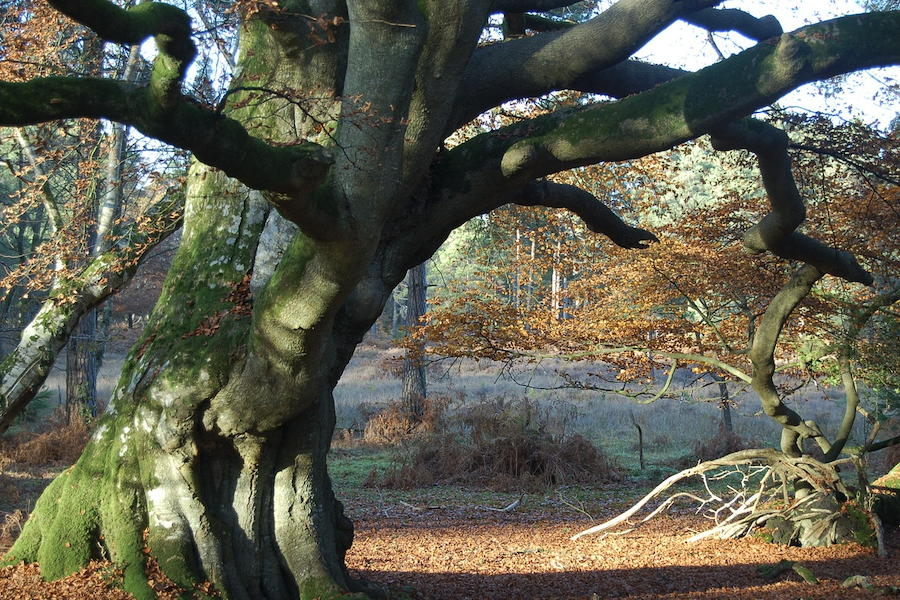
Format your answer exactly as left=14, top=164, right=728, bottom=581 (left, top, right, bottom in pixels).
left=400, top=262, right=427, bottom=419
left=2, top=1, right=900, bottom=598
left=0, top=0, right=232, bottom=431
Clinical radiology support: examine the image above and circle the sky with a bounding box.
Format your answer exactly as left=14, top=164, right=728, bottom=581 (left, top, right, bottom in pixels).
left=635, top=0, right=899, bottom=129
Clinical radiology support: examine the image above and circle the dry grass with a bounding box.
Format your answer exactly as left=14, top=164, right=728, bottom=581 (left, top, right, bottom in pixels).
left=1, top=409, right=90, bottom=466
left=371, top=395, right=621, bottom=491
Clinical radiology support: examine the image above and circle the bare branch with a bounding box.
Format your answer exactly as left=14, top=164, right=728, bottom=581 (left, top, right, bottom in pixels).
left=572, top=449, right=853, bottom=543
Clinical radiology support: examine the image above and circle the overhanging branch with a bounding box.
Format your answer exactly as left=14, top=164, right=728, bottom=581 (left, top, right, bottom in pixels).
left=711, top=119, right=873, bottom=285
left=449, top=12, right=900, bottom=190
left=0, top=78, right=333, bottom=199
left=683, top=8, right=783, bottom=41
left=452, top=0, right=721, bottom=130
left=514, top=179, right=658, bottom=249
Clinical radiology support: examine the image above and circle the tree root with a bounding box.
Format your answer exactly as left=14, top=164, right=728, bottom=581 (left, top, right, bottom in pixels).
left=757, top=559, right=818, bottom=584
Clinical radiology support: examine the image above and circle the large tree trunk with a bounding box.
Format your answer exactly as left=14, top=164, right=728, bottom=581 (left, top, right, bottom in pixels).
left=5, top=3, right=425, bottom=595
left=6, top=164, right=372, bottom=599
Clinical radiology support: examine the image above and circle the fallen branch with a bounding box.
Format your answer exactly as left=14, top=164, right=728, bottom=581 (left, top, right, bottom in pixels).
left=572, top=448, right=869, bottom=548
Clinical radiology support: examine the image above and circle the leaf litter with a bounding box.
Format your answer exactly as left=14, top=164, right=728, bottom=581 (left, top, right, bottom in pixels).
left=0, top=485, right=897, bottom=599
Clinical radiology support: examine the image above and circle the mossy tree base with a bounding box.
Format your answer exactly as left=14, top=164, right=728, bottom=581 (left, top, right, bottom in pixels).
left=4, top=383, right=370, bottom=600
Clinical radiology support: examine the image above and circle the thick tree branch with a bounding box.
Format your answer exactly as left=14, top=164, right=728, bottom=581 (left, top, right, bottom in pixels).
left=501, top=12, right=900, bottom=179
left=711, top=119, right=873, bottom=285
left=515, top=179, right=658, bottom=248
left=569, top=59, right=686, bottom=98
left=5, top=0, right=334, bottom=229
left=0, top=193, right=184, bottom=435
left=0, top=78, right=333, bottom=199
left=492, top=0, right=585, bottom=12
left=402, top=1, right=491, bottom=185
left=748, top=264, right=826, bottom=456
left=450, top=0, right=721, bottom=131
left=49, top=0, right=196, bottom=111
left=683, top=8, right=782, bottom=41
left=47, top=0, right=194, bottom=51
left=433, top=12, right=900, bottom=259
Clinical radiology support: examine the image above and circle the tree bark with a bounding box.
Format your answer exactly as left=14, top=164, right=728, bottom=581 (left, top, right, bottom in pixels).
left=65, top=313, right=98, bottom=422
left=5, top=163, right=369, bottom=599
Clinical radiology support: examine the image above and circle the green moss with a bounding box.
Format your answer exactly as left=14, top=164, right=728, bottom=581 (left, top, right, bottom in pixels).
left=144, top=527, right=204, bottom=597
left=415, top=0, right=429, bottom=21
left=299, top=576, right=371, bottom=600
left=256, top=231, right=317, bottom=316
left=843, top=503, right=876, bottom=548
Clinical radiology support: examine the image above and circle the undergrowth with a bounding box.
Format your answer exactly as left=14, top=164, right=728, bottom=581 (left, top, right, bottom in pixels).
left=677, top=422, right=749, bottom=467
left=0, top=409, right=90, bottom=466
left=362, top=394, right=622, bottom=491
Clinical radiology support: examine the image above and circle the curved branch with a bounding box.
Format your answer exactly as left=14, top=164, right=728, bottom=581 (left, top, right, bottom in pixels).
left=572, top=448, right=795, bottom=539
left=0, top=78, right=333, bottom=200
left=451, top=0, right=720, bottom=129
left=711, top=119, right=873, bottom=285
left=749, top=264, right=826, bottom=455
left=683, top=8, right=783, bottom=41
left=426, top=12, right=900, bottom=269
left=48, top=0, right=194, bottom=52
left=49, top=0, right=196, bottom=111
left=0, top=193, right=184, bottom=435
left=514, top=179, right=658, bottom=248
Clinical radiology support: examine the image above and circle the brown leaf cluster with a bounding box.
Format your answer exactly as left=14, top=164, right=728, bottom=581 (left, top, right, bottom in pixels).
left=419, top=122, right=900, bottom=396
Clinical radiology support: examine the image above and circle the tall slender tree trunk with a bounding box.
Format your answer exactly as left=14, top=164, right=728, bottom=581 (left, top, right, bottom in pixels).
left=65, top=313, right=98, bottom=422
left=401, top=262, right=427, bottom=419
left=711, top=372, right=733, bottom=434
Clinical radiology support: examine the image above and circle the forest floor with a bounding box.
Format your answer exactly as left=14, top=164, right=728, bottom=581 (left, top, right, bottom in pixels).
left=1, top=340, right=899, bottom=599
left=1, top=469, right=898, bottom=599
left=344, top=488, right=900, bottom=600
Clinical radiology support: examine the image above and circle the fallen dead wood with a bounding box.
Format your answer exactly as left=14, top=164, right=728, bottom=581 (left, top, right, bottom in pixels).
left=571, top=448, right=877, bottom=550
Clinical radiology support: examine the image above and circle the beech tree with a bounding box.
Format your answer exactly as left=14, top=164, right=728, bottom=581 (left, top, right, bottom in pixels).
left=3, top=0, right=900, bottom=598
